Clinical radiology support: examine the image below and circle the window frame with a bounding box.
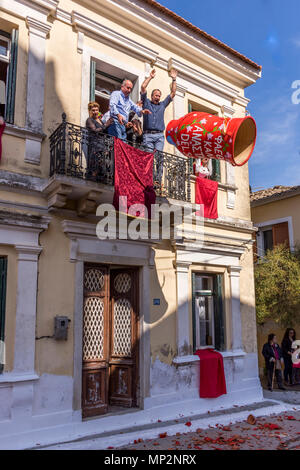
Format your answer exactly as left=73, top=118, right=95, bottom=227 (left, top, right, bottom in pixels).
left=192, top=272, right=225, bottom=352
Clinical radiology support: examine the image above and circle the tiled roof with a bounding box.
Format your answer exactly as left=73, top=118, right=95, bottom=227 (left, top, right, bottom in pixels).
left=142, top=0, right=262, bottom=70
left=250, top=185, right=300, bottom=204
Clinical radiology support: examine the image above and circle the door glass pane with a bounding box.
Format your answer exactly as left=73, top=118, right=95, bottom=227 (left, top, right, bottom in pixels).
left=195, top=294, right=214, bottom=348
left=0, top=39, right=8, bottom=58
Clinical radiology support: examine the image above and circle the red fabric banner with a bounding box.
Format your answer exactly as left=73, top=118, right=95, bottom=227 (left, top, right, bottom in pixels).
left=194, top=348, right=227, bottom=398
left=113, top=138, right=156, bottom=218
left=0, top=122, right=5, bottom=162
left=195, top=176, right=218, bottom=219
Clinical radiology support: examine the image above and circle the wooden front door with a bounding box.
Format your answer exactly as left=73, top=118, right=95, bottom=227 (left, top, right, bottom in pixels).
left=109, top=268, right=139, bottom=407
left=82, top=265, right=139, bottom=418
left=82, top=265, right=109, bottom=418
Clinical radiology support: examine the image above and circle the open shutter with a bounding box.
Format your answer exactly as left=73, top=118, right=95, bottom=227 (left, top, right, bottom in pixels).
left=90, top=59, right=96, bottom=102
left=5, top=29, right=18, bottom=124
left=213, top=275, right=225, bottom=351
left=0, top=257, right=7, bottom=373
left=272, top=222, right=290, bottom=249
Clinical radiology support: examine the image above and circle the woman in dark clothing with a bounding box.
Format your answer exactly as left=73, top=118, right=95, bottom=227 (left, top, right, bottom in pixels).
left=126, top=110, right=143, bottom=147
left=281, top=328, right=296, bottom=386
left=262, top=333, right=285, bottom=391
left=85, top=102, right=113, bottom=180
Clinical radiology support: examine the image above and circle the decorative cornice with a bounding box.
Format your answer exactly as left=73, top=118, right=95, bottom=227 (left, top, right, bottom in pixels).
left=106, top=0, right=261, bottom=87
left=55, top=7, right=72, bottom=25
left=72, top=11, right=159, bottom=62
left=168, top=57, right=239, bottom=101
left=221, top=104, right=235, bottom=117
left=233, top=95, right=251, bottom=107
left=26, top=17, right=52, bottom=38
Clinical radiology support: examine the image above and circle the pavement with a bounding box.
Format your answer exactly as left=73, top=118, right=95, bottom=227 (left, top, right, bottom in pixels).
left=37, top=399, right=300, bottom=450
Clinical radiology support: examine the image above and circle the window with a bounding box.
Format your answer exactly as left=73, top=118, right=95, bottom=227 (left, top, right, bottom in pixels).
left=0, top=29, right=18, bottom=124
left=0, top=257, right=7, bottom=374
left=188, top=102, right=220, bottom=182
left=94, top=71, right=122, bottom=115
left=256, top=221, right=290, bottom=260
left=192, top=273, right=225, bottom=351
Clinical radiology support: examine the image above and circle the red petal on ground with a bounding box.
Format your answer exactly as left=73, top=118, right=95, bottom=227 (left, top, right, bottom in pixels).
left=175, top=441, right=181, bottom=445
left=185, top=421, right=192, bottom=427
left=159, top=432, right=167, bottom=438
left=287, top=416, right=296, bottom=420
left=107, top=446, right=114, bottom=449
left=157, top=419, right=162, bottom=422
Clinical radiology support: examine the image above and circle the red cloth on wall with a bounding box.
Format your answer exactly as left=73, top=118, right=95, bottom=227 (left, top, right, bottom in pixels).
left=194, top=348, right=227, bottom=398
left=113, top=138, right=156, bottom=218
left=195, top=176, right=218, bottom=219
left=0, top=123, right=5, bottom=161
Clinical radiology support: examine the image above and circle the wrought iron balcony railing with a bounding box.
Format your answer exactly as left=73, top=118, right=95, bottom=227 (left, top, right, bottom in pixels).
left=49, top=114, right=191, bottom=202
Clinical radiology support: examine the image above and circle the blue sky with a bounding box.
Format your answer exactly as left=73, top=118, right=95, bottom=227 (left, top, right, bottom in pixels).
left=158, top=0, right=300, bottom=190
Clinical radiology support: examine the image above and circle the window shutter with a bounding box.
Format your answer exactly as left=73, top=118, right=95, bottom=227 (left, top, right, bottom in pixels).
left=272, top=222, right=290, bottom=249
left=5, top=28, right=18, bottom=124
left=191, top=272, right=196, bottom=352
left=211, top=159, right=221, bottom=182
left=0, top=257, right=7, bottom=374
left=213, top=275, right=225, bottom=351
left=90, top=60, right=96, bottom=102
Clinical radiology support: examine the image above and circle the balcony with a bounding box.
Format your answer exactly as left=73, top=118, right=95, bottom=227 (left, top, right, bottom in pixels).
left=46, top=114, right=192, bottom=215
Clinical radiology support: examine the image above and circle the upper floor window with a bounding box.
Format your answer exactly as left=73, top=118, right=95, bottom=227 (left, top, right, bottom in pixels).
left=0, top=29, right=18, bottom=124
left=255, top=221, right=290, bottom=260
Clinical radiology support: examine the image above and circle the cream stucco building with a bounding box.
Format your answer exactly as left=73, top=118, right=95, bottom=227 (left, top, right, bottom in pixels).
left=0, top=0, right=263, bottom=448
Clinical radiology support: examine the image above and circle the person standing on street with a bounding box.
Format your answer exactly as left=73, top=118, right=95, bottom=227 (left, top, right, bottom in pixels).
left=262, top=334, right=285, bottom=391
left=281, top=328, right=296, bottom=386
left=140, top=68, right=177, bottom=184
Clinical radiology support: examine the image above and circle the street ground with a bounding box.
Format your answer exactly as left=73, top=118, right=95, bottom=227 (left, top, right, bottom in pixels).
left=119, top=409, right=300, bottom=451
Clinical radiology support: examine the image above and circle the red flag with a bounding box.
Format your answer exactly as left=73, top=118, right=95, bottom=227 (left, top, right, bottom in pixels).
left=0, top=122, right=5, bottom=161
left=113, top=138, right=156, bottom=218
left=195, top=176, right=218, bottom=219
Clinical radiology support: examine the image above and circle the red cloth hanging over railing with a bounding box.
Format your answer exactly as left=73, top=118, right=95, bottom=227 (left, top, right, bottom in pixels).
left=194, top=348, right=227, bottom=398
left=0, top=122, right=5, bottom=161
left=113, top=138, right=156, bottom=219
left=195, top=176, right=218, bottom=219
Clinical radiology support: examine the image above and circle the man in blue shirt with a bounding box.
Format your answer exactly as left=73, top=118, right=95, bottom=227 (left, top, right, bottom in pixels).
left=108, top=79, right=151, bottom=140
left=141, top=68, right=177, bottom=183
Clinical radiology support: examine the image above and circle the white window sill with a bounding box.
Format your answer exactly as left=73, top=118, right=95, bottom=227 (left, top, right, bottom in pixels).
left=173, top=349, right=246, bottom=366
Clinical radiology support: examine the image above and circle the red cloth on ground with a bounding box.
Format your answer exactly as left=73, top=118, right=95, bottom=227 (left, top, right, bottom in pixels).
left=194, top=348, right=227, bottom=398
left=113, top=138, right=156, bottom=218
left=195, top=176, right=218, bottom=219
left=0, top=123, right=5, bottom=161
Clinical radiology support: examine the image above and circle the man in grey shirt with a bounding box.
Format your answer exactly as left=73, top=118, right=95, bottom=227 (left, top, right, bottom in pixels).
left=141, top=68, right=177, bottom=183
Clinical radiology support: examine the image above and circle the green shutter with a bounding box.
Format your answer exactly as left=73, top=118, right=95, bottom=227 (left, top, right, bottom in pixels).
left=90, top=60, right=96, bottom=102
left=211, top=159, right=221, bottom=182
left=5, top=29, right=18, bottom=124
left=191, top=272, right=196, bottom=352
left=0, top=257, right=7, bottom=374
left=213, top=274, right=225, bottom=351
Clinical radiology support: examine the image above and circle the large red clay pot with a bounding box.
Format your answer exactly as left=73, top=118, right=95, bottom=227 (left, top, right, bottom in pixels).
left=166, top=112, right=256, bottom=166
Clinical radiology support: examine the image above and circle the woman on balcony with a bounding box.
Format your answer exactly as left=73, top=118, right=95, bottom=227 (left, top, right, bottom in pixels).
left=86, top=101, right=113, bottom=180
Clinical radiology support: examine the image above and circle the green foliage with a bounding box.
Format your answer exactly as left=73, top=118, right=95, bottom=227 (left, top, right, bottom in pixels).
left=255, top=245, right=300, bottom=327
